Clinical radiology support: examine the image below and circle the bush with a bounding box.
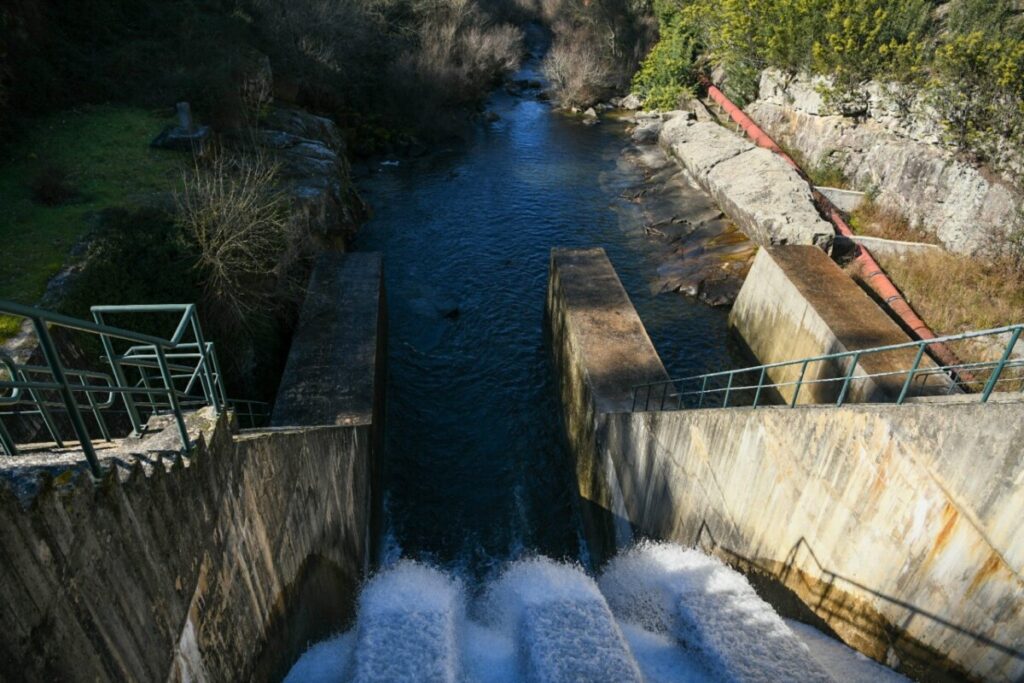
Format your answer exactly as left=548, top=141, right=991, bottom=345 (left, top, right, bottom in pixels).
left=543, top=39, right=617, bottom=107
left=929, top=32, right=1024, bottom=164
left=630, top=0, right=699, bottom=109
left=538, top=0, right=656, bottom=107
left=175, top=149, right=307, bottom=331
left=811, top=0, right=932, bottom=102
left=29, top=165, right=78, bottom=206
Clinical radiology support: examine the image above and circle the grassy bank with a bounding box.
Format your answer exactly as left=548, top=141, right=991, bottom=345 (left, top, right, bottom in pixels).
left=0, top=105, right=183, bottom=338
left=848, top=200, right=1023, bottom=341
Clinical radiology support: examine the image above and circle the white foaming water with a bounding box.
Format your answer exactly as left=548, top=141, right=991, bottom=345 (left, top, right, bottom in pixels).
left=600, top=542, right=834, bottom=682
left=286, top=543, right=906, bottom=682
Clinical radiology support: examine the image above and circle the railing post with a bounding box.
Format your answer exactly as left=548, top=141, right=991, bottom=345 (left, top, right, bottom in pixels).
left=896, top=345, right=927, bottom=405
left=94, top=313, right=145, bottom=436
left=631, top=386, right=638, bottom=412
left=982, top=327, right=1022, bottom=403
left=0, top=418, right=15, bottom=456
left=78, top=375, right=111, bottom=441
left=154, top=346, right=191, bottom=450
left=790, top=360, right=809, bottom=407
left=837, top=352, right=863, bottom=406
left=697, top=376, right=708, bottom=409
left=32, top=318, right=102, bottom=477
left=752, top=368, right=767, bottom=408
left=660, top=382, right=669, bottom=410
left=191, top=315, right=223, bottom=411
left=722, top=372, right=734, bottom=408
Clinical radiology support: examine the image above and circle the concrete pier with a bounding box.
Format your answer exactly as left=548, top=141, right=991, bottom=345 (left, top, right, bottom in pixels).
left=548, top=247, right=1024, bottom=681
left=730, top=246, right=954, bottom=404
left=546, top=247, right=669, bottom=559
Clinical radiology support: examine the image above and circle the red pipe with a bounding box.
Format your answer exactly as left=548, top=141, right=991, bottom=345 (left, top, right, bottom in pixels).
left=699, top=77, right=969, bottom=380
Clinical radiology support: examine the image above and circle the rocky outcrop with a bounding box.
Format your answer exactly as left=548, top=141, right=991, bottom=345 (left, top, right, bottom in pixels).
left=255, top=106, right=368, bottom=248
left=748, top=70, right=1023, bottom=255
left=659, top=118, right=834, bottom=249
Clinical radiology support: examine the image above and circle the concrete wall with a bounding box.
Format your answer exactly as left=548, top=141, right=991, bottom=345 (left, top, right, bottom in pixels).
left=601, top=403, right=1024, bottom=681
left=546, top=247, right=670, bottom=560
left=0, top=251, right=387, bottom=681
left=548, top=247, right=1024, bottom=681
left=0, top=415, right=374, bottom=682
left=730, top=246, right=953, bottom=404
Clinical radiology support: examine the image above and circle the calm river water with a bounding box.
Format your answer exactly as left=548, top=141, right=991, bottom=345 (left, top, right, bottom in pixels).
left=353, top=54, right=738, bottom=581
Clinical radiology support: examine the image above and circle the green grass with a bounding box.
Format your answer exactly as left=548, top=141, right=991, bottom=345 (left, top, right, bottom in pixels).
left=0, top=105, right=186, bottom=339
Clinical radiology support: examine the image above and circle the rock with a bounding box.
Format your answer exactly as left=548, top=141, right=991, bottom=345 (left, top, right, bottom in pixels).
left=151, top=104, right=211, bottom=153
left=749, top=69, right=1023, bottom=254
left=620, top=94, right=642, bottom=110
left=253, top=105, right=367, bottom=246
left=630, top=119, right=662, bottom=144
left=609, top=97, right=624, bottom=108
left=583, top=107, right=598, bottom=118
left=659, top=119, right=834, bottom=249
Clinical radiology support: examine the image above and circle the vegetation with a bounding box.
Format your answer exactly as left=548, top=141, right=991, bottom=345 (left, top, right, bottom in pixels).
left=1, top=0, right=525, bottom=145
left=848, top=200, right=1023, bottom=338
left=176, top=150, right=310, bottom=334
left=633, top=0, right=1024, bottom=175
left=0, top=106, right=184, bottom=338
left=529, top=0, right=655, bottom=107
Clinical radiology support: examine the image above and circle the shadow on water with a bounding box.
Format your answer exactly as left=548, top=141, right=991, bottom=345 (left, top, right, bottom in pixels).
left=352, top=47, right=740, bottom=581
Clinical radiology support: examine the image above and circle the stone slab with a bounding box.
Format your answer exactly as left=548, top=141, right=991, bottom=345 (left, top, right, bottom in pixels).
left=273, top=252, right=385, bottom=427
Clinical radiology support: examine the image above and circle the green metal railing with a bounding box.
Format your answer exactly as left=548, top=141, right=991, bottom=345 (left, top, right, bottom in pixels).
left=0, top=301, right=269, bottom=474
left=631, top=324, right=1024, bottom=412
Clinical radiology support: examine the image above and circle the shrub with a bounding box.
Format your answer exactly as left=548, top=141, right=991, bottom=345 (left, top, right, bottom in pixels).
left=538, top=0, right=656, bottom=107
left=811, top=0, right=932, bottom=104
left=630, top=1, right=700, bottom=109
left=929, top=31, right=1024, bottom=165
left=543, top=39, right=616, bottom=107
left=29, top=165, right=78, bottom=205
left=175, top=149, right=307, bottom=331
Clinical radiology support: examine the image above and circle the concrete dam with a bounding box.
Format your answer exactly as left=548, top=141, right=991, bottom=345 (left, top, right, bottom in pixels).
left=2, top=46, right=1023, bottom=683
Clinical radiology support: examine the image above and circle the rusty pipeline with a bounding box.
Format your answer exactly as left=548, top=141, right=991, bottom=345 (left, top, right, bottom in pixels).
left=698, top=76, right=971, bottom=384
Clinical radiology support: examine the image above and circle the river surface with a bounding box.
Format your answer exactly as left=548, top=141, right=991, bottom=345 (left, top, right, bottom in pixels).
left=353, top=55, right=738, bottom=581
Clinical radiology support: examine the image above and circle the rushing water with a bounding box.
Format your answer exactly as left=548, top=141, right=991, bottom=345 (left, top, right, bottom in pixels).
left=352, top=49, right=738, bottom=579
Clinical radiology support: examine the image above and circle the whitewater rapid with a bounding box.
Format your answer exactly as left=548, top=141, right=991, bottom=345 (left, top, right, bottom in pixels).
left=284, top=542, right=907, bottom=682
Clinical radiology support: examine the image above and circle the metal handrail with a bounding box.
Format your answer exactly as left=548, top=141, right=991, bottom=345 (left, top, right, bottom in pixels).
left=0, top=301, right=266, bottom=475
left=632, top=324, right=1024, bottom=412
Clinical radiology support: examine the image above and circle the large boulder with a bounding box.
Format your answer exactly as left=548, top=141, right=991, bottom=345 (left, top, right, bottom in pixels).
left=660, top=118, right=834, bottom=249
left=255, top=107, right=367, bottom=247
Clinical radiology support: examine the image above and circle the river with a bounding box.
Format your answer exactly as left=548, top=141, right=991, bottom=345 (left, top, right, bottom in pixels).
left=352, top=43, right=739, bottom=581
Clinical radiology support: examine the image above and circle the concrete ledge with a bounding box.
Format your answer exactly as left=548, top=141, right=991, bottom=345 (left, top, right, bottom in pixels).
left=659, top=119, right=834, bottom=249
left=729, top=245, right=953, bottom=403
left=546, top=247, right=669, bottom=558
left=273, top=252, right=385, bottom=427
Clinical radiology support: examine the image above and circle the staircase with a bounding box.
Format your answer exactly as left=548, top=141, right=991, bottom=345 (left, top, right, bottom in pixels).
left=286, top=543, right=905, bottom=683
